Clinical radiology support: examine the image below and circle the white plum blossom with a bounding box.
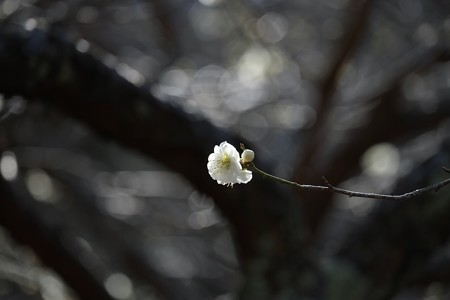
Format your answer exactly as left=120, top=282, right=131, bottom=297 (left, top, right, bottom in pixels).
left=207, top=142, right=252, bottom=186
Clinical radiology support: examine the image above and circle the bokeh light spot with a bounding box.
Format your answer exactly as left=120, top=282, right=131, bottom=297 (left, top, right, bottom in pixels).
left=1, top=151, right=18, bottom=181
left=361, top=143, right=400, bottom=177
left=2, top=0, right=19, bottom=15
left=104, top=273, right=133, bottom=300
left=25, top=169, right=57, bottom=203
left=257, top=12, right=289, bottom=43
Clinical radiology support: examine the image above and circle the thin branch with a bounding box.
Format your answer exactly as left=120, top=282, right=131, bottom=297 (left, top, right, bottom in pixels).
left=322, top=177, right=450, bottom=200
left=250, top=163, right=328, bottom=192
left=250, top=163, right=450, bottom=200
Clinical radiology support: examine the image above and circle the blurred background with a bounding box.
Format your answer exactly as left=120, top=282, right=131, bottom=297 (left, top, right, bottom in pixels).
left=0, top=0, right=450, bottom=299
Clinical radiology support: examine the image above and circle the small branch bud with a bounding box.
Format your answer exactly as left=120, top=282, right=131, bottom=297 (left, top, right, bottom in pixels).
left=241, top=149, right=255, bottom=163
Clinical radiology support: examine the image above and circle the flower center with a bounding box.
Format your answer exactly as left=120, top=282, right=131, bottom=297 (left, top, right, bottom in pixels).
left=220, top=154, right=231, bottom=170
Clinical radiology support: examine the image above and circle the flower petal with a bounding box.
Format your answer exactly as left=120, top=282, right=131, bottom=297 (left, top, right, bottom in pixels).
left=237, top=169, right=252, bottom=183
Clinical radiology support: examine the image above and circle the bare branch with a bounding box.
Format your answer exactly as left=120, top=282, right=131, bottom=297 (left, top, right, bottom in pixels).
left=322, top=176, right=450, bottom=200
left=250, top=163, right=450, bottom=201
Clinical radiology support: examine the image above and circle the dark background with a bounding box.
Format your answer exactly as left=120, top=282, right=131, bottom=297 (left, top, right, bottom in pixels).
left=0, top=0, right=450, bottom=299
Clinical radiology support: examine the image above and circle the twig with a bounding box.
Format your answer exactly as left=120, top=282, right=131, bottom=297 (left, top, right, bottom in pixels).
left=250, top=163, right=450, bottom=200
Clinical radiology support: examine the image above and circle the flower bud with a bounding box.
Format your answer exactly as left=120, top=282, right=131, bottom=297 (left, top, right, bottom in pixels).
left=241, top=149, right=255, bottom=163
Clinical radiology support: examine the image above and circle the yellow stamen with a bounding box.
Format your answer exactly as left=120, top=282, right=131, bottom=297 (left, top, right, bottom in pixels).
left=220, top=154, right=231, bottom=169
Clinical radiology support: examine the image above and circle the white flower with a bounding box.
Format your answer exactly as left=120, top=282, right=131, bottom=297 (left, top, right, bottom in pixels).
left=207, top=141, right=252, bottom=186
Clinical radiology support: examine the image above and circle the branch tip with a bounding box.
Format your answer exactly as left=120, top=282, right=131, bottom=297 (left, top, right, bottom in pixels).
left=322, top=176, right=332, bottom=187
